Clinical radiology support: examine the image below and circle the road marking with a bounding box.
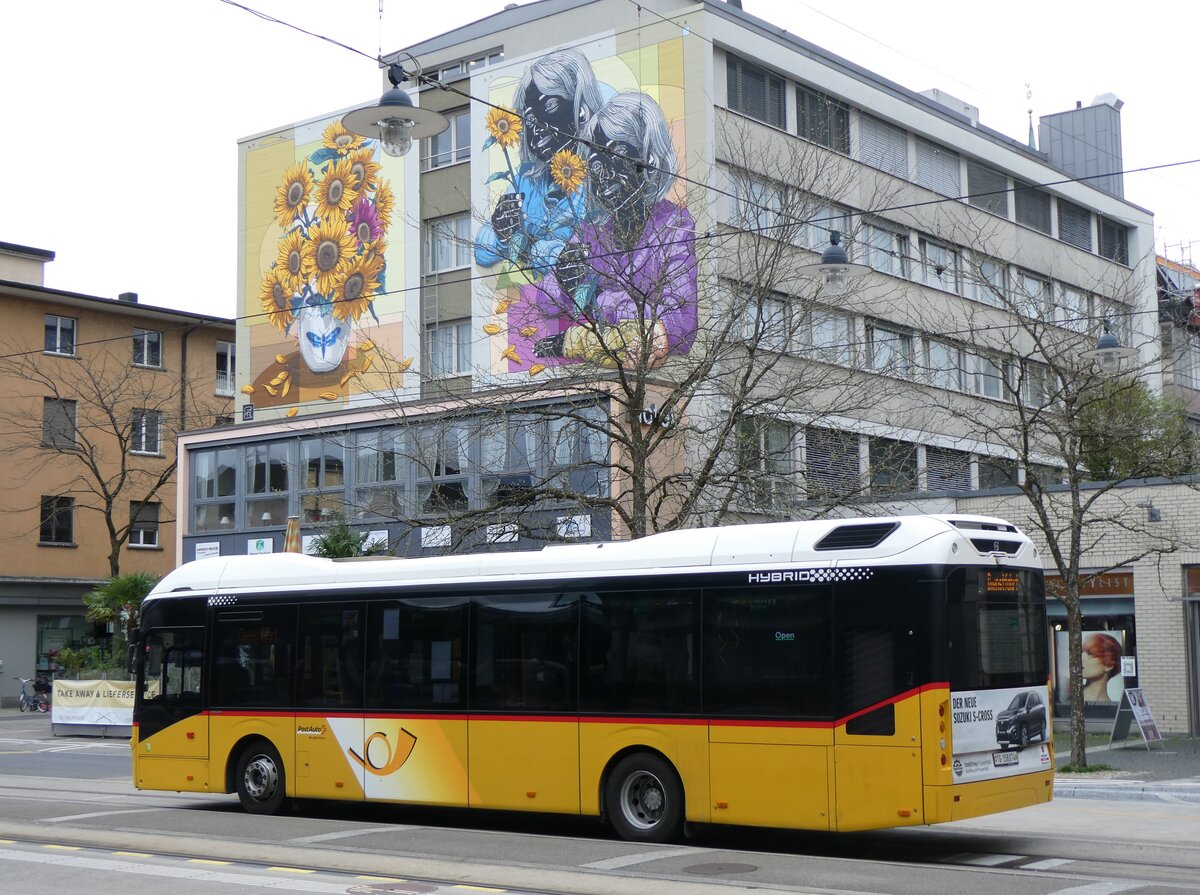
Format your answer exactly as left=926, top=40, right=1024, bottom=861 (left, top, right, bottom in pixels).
left=356, top=876, right=405, bottom=882
left=189, top=858, right=232, bottom=865
left=581, top=847, right=697, bottom=869
left=0, top=848, right=353, bottom=892
left=269, top=866, right=315, bottom=873
left=1025, top=858, right=1074, bottom=870
left=453, top=887, right=505, bottom=892
left=942, top=852, right=1023, bottom=866
left=114, top=851, right=152, bottom=858
left=288, top=825, right=408, bottom=844
left=1042, top=883, right=1143, bottom=894
left=43, top=844, right=81, bottom=851
left=44, top=808, right=165, bottom=823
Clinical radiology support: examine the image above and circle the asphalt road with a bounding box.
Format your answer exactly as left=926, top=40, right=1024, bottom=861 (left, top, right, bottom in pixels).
left=3, top=711, right=1200, bottom=895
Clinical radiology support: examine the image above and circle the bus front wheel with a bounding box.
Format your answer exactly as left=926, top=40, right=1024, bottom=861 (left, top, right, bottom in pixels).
left=605, top=753, right=683, bottom=843
left=236, top=741, right=286, bottom=815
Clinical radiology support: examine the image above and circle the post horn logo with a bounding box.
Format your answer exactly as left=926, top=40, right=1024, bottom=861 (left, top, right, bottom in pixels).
left=348, top=728, right=417, bottom=776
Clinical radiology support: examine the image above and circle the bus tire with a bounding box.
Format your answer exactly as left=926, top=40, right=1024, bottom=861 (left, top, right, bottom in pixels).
left=605, top=753, right=683, bottom=843
left=236, top=741, right=286, bottom=815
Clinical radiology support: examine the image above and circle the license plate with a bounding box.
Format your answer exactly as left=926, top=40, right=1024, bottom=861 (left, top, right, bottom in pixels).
left=992, top=750, right=1019, bottom=767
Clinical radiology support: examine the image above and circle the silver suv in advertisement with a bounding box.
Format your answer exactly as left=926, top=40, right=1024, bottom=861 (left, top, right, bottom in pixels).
left=995, top=689, right=1047, bottom=750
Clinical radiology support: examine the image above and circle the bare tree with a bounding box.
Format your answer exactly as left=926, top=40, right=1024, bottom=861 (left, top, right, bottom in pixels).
left=0, top=339, right=232, bottom=576
left=901, top=209, right=1198, bottom=767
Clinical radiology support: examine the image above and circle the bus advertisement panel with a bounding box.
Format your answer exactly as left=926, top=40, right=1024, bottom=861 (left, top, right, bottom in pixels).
left=950, top=685, right=1053, bottom=783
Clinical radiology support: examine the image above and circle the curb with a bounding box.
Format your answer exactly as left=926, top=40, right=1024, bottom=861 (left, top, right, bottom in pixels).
left=1054, top=780, right=1200, bottom=803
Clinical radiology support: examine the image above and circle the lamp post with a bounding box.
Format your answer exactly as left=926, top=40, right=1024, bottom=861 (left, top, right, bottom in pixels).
left=1081, top=316, right=1137, bottom=376
left=797, top=230, right=871, bottom=296
left=342, top=62, right=449, bottom=157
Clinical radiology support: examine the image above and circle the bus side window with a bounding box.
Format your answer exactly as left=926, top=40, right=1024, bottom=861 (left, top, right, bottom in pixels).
left=842, top=626, right=895, bottom=735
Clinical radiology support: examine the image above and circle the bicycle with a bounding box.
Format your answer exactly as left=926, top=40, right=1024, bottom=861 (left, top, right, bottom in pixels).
left=15, top=677, right=49, bottom=713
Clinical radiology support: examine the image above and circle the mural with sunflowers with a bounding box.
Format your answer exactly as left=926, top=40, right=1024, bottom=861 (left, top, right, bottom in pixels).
left=240, top=118, right=417, bottom=416
left=474, top=37, right=695, bottom=376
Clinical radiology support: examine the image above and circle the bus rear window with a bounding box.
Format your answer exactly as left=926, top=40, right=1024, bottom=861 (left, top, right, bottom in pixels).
left=947, top=568, right=1047, bottom=690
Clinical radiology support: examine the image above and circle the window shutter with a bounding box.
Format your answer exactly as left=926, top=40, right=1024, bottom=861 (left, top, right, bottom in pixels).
left=1057, top=199, right=1092, bottom=250
left=858, top=115, right=908, bottom=179
left=805, top=428, right=861, bottom=497
left=926, top=446, right=971, bottom=492
left=1014, top=181, right=1051, bottom=233
left=914, top=138, right=960, bottom=196
left=967, top=161, right=1008, bottom=215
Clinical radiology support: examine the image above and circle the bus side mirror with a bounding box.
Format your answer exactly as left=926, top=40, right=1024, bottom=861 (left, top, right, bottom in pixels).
left=126, top=643, right=138, bottom=675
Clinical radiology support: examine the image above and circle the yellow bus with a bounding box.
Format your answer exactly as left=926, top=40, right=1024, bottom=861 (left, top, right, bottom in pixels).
left=132, top=514, right=1053, bottom=841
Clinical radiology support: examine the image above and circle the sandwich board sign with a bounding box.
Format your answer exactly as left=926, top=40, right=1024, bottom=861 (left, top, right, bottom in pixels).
left=1109, top=687, right=1163, bottom=750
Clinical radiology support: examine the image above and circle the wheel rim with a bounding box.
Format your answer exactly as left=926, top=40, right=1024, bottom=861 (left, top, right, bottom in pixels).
left=618, top=769, right=667, bottom=832
left=243, top=753, right=279, bottom=803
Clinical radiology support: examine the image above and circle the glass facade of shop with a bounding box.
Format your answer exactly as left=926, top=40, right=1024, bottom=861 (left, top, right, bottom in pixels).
left=185, top=404, right=609, bottom=559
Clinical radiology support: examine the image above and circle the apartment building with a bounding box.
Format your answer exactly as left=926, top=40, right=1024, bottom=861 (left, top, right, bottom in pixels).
left=0, top=241, right=234, bottom=699
left=189, top=0, right=1154, bottom=554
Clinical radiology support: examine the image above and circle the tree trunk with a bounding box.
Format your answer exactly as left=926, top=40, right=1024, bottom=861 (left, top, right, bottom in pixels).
left=1064, top=584, right=1087, bottom=768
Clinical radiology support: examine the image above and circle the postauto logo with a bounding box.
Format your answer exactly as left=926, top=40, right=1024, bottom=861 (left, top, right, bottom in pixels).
left=747, top=568, right=874, bottom=585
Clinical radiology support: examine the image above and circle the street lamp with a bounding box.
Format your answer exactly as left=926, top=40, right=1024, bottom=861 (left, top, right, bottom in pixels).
left=342, top=62, right=449, bottom=157
left=1081, top=316, right=1137, bottom=376
left=797, top=230, right=871, bottom=296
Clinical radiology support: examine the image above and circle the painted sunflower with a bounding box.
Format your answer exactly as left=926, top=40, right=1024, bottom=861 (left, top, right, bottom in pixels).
left=275, top=229, right=309, bottom=295
left=486, top=107, right=523, bottom=149
left=303, top=218, right=357, bottom=296
left=332, top=251, right=385, bottom=322
left=315, top=157, right=360, bottom=222
left=259, top=266, right=295, bottom=332
left=347, top=147, right=383, bottom=195
left=273, top=161, right=313, bottom=229
left=348, top=195, right=383, bottom=247
left=374, top=180, right=395, bottom=228
left=549, top=149, right=587, bottom=195
left=322, top=121, right=365, bottom=155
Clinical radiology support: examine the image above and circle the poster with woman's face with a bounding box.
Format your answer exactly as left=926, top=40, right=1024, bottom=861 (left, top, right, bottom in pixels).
left=1054, top=629, right=1126, bottom=704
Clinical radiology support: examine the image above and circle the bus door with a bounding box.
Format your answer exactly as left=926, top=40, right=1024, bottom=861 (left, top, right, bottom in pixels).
left=468, top=593, right=579, bottom=813
left=831, top=569, right=928, bottom=831
left=134, top=627, right=208, bottom=792
left=705, top=585, right=834, bottom=831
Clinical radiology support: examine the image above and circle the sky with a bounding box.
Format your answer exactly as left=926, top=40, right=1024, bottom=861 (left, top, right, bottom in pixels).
left=4, top=0, right=1198, bottom=321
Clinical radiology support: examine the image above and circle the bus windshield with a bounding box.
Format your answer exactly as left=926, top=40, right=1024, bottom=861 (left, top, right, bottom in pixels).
left=947, top=567, right=1047, bottom=690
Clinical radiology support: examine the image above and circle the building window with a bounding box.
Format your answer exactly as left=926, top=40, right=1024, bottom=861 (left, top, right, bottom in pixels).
left=215, top=340, right=235, bottom=395
left=355, top=428, right=407, bottom=521
left=415, top=422, right=470, bottom=515
left=737, top=417, right=796, bottom=510
left=129, top=501, right=160, bottom=547
left=131, top=409, right=162, bottom=454
left=971, top=255, right=1007, bottom=307
left=300, top=436, right=345, bottom=524
left=133, top=329, right=162, bottom=368
left=729, top=170, right=784, bottom=235
left=860, top=219, right=908, bottom=278
left=1057, top=199, right=1093, bottom=251
left=805, top=428, right=860, bottom=499
left=978, top=456, right=1019, bottom=489
left=480, top=415, right=539, bottom=508
left=726, top=54, right=785, bottom=128
left=44, top=315, right=76, bottom=356
left=803, top=307, right=854, bottom=366
left=1015, top=270, right=1051, bottom=318
left=1014, top=181, right=1051, bottom=234
left=1099, top=218, right=1130, bottom=265
left=424, top=108, right=471, bottom=169
left=964, top=351, right=1006, bottom=400
left=868, top=437, right=917, bottom=495
left=39, top=496, right=74, bottom=545
left=424, top=214, right=472, bottom=273
left=924, top=339, right=962, bottom=391
left=426, top=319, right=472, bottom=378
left=549, top=412, right=607, bottom=498
left=738, top=287, right=790, bottom=353
left=42, top=398, right=77, bottom=449
left=800, top=200, right=850, bottom=251
left=918, top=236, right=961, bottom=293
left=914, top=138, right=960, bottom=197
left=857, top=114, right=908, bottom=180
left=866, top=322, right=913, bottom=376
left=1053, top=284, right=1091, bottom=333
left=1017, top=358, right=1056, bottom=406
left=966, top=160, right=1008, bottom=216
left=796, top=84, right=849, bottom=153
left=925, top=446, right=971, bottom=493
left=1175, top=332, right=1200, bottom=391
left=192, top=446, right=237, bottom=532
left=246, top=441, right=290, bottom=529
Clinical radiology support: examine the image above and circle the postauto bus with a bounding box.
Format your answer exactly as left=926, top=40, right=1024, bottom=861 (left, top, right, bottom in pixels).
left=132, top=514, right=1052, bottom=841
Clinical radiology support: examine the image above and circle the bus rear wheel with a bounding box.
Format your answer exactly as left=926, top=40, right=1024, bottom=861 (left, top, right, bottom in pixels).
left=605, top=753, right=683, bottom=843
left=236, top=741, right=286, bottom=815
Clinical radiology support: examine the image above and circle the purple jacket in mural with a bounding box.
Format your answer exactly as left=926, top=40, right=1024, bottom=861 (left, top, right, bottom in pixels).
left=524, top=200, right=699, bottom=361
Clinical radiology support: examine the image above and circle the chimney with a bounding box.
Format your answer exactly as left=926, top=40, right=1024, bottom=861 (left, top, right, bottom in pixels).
left=1038, top=95, right=1124, bottom=198
left=118, top=292, right=139, bottom=303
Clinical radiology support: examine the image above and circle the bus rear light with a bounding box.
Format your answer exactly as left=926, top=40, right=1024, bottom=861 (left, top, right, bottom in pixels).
left=940, top=754, right=947, bottom=766
left=897, top=808, right=911, bottom=817
left=939, top=704, right=945, bottom=717
left=335, top=781, right=344, bottom=788
left=186, top=731, right=195, bottom=739
left=526, top=791, right=537, bottom=798
left=715, top=801, right=728, bottom=809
